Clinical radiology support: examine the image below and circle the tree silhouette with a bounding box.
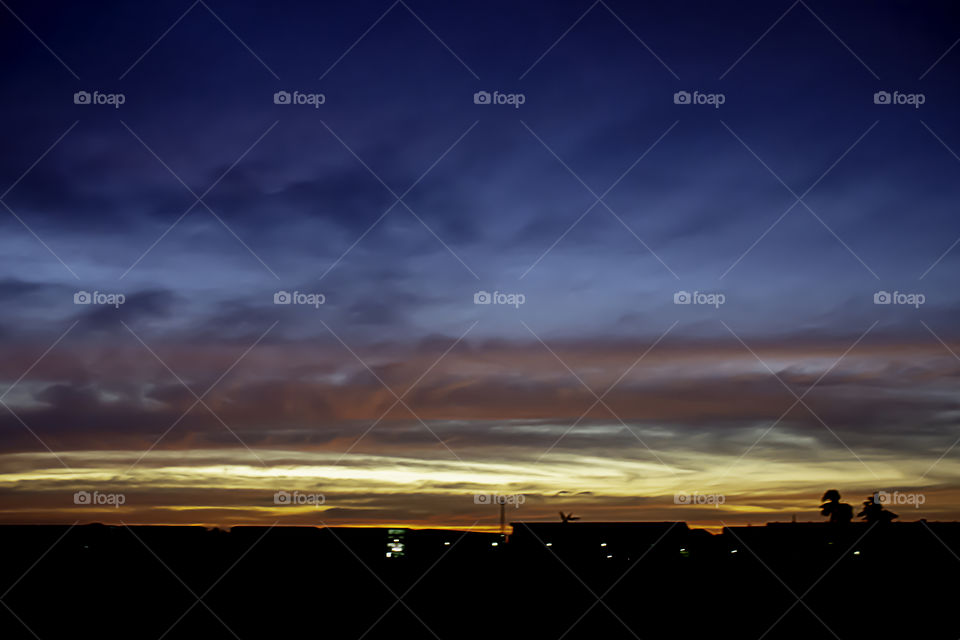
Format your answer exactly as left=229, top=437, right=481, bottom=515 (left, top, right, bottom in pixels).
left=858, top=495, right=898, bottom=524
left=820, top=489, right=853, bottom=524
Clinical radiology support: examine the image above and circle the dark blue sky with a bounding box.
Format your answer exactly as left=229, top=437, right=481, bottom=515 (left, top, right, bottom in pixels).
left=2, top=1, right=960, bottom=343
left=1, top=1, right=960, bottom=528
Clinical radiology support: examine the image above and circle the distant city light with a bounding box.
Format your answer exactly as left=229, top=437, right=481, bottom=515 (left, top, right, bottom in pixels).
left=386, top=529, right=406, bottom=558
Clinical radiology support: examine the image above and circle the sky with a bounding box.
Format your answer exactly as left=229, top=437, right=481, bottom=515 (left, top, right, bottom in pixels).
left=1, top=0, right=960, bottom=531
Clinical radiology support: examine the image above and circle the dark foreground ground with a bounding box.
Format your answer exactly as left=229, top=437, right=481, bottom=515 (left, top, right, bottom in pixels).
left=0, top=521, right=957, bottom=639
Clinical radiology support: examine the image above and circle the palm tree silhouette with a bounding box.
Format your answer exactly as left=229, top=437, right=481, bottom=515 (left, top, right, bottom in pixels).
left=820, top=489, right=853, bottom=524
left=858, top=495, right=898, bottom=523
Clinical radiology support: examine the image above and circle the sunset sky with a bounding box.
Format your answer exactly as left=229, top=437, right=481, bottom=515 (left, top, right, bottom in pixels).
left=1, top=0, right=960, bottom=531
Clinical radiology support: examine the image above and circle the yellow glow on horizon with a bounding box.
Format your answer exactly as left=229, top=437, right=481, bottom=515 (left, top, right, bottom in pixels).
left=2, top=447, right=957, bottom=527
